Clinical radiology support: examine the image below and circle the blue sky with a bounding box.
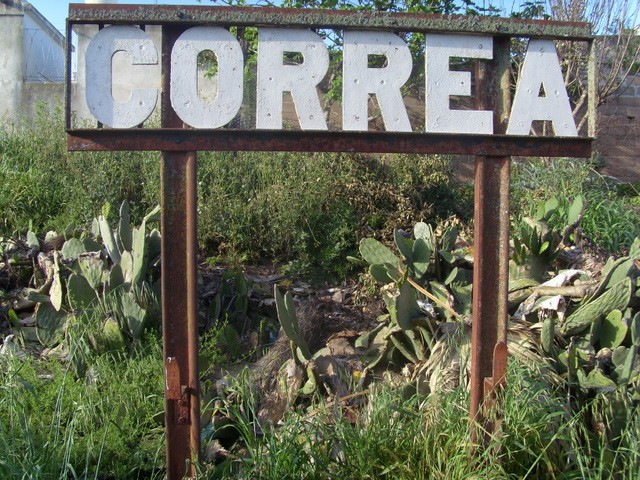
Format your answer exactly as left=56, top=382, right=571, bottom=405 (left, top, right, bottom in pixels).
left=28, top=1, right=206, bottom=34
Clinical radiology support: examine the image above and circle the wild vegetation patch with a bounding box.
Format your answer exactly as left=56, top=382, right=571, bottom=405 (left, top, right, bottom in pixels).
left=1, top=108, right=640, bottom=478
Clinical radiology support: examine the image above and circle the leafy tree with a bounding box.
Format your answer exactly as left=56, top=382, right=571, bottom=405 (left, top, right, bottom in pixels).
left=208, top=0, right=498, bottom=15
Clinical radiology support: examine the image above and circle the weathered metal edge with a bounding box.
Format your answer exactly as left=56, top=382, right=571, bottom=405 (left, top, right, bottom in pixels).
left=68, top=4, right=592, bottom=39
left=66, top=129, right=593, bottom=157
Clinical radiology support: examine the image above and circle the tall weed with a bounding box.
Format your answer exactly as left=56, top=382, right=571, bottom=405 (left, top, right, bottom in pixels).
left=206, top=361, right=640, bottom=479
left=197, top=151, right=470, bottom=277
left=0, top=108, right=159, bottom=234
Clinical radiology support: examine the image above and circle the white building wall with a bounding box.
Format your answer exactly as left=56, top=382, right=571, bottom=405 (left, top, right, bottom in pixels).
left=0, top=0, right=25, bottom=121
left=0, top=0, right=66, bottom=125
left=22, top=10, right=65, bottom=82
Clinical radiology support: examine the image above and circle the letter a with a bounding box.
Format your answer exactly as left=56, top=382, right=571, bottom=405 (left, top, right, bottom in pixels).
left=507, top=39, right=577, bottom=136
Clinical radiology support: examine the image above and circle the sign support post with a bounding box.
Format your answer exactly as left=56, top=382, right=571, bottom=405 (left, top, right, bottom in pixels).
left=160, top=25, right=201, bottom=478
left=65, top=5, right=594, bottom=473
left=470, top=37, right=511, bottom=441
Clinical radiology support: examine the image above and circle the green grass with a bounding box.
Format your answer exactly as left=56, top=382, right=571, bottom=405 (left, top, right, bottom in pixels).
left=0, top=108, right=470, bottom=278
left=200, top=362, right=640, bottom=479
left=1, top=345, right=637, bottom=479
left=0, top=336, right=166, bottom=479
left=581, top=189, right=640, bottom=252
left=197, top=150, right=471, bottom=278
left=511, top=158, right=640, bottom=253
left=2, top=106, right=640, bottom=480
left=0, top=107, right=159, bottom=235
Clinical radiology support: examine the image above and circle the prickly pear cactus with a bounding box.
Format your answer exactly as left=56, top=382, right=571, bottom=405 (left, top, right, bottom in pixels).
left=599, top=310, right=627, bottom=350
left=382, top=281, right=422, bottom=330
left=359, top=238, right=401, bottom=275
left=131, top=222, right=147, bottom=288
left=531, top=239, right=640, bottom=400
left=99, top=214, right=121, bottom=265
left=33, top=202, right=162, bottom=352
left=559, top=278, right=633, bottom=336
left=274, top=286, right=311, bottom=363
left=121, top=291, right=147, bottom=340
left=117, top=200, right=133, bottom=253
left=67, top=273, right=98, bottom=311
left=35, top=302, right=69, bottom=347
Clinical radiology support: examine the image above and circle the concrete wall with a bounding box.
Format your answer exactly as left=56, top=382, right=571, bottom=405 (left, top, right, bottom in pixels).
left=0, top=0, right=24, bottom=121
left=595, top=74, right=640, bottom=183
left=22, top=81, right=64, bottom=117
left=0, top=0, right=65, bottom=126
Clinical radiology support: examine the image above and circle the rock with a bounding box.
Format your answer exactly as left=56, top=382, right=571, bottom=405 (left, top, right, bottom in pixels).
left=257, top=359, right=304, bottom=425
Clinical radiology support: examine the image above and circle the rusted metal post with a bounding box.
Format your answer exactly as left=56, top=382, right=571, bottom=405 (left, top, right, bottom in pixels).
left=470, top=36, right=511, bottom=442
left=161, top=25, right=201, bottom=479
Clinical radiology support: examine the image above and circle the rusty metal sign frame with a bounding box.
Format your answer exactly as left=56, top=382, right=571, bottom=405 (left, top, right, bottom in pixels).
left=66, top=5, right=593, bottom=478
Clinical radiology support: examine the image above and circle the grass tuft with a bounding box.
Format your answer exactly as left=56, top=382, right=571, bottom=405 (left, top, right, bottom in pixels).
left=0, top=335, right=166, bottom=479
left=199, top=361, right=640, bottom=479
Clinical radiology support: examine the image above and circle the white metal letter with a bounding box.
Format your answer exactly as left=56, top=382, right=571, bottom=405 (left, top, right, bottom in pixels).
left=343, top=31, right=412, bottom=132
left=256, top=28, right=329, bottom=130
left=425, top=34, right=493, bottom=134
left=85, top=25, right=158, bottom=128
left=171, top=26, right=244, bottom=129
left=507, top=39, right=577, bottom=136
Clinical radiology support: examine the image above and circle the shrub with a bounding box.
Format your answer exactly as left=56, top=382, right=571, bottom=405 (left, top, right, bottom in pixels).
left=1, top=110, right=471, bottom=277
left=0, top=109, right=159, bottom=235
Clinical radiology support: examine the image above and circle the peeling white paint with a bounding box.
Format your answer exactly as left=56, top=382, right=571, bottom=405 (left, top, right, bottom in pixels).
left=85, top=25, right=158, bottom=128
left=342, top=31, right=412, bottom=132
left=171, top=26, right=243, bottom=129
left=256, top=28, right=329, bottom=130
left=80, top=26, right=579, bottom=137
left=507, top=39, right=577, bottom=136
left=425, top=34, right=493, bottom=134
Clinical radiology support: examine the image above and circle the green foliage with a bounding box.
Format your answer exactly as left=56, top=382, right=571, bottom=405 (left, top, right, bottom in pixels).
left=274, top=286, right=312, bottom=363
left=0, top=109, right=159, bottom=235
left=510, top=0, right=550, bottom=19
left=511, top=195, right=584, bottom=281
left=29, top=201, right=161, bottom=377
left=202, top=362, right=640, bottom=479
left=511, top=158, right=640, bottom=254
left=520, top=240, right=640, bottom=407
left=581, top=189, right=640, bottom=254
left=356, top=220, right=471, bottom=368
left=0, top=112, right=71, bottom=234
left=197, top=151, right=467, bottom=278
left=1, top=112, right=469, bottom=277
